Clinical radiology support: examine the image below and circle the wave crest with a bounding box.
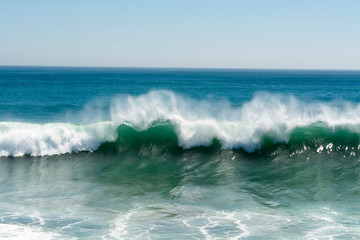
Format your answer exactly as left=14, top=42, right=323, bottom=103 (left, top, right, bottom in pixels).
left=110, top=91, right=360, bottom=151
left=1, top=91, right=360, bottom=157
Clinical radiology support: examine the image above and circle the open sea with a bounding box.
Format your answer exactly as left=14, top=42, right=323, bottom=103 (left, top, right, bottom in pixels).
left=0, top=66, right=360, bottom=239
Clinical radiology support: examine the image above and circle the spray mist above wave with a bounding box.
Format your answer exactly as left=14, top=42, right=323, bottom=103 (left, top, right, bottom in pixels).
left=111, top=90, right=360, bottom=150
left=1, top=90, right=360, bottom=157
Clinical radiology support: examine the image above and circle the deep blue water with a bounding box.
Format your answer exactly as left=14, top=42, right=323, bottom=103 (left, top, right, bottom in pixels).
left=1, top=66, right=359, bottom=122
left=0, top=66, right=360, bottom=239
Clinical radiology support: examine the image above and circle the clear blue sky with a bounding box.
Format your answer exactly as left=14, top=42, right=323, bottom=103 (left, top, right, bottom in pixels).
left=1, top=0, right=359, bottom=69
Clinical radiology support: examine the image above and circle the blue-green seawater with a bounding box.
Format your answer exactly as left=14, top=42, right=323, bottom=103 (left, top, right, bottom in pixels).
left=0, top=66, right=360, bottom=239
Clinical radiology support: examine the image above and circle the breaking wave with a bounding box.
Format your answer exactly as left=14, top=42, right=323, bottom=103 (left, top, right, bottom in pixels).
left=1, top=90, right=360, bottom=157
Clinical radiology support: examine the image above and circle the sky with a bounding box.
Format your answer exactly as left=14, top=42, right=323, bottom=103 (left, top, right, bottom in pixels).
left=0, top=0, right=359, bottom=69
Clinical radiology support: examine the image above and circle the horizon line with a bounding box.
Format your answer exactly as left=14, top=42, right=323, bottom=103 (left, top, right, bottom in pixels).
left=0, top=64, right=360, bottom=71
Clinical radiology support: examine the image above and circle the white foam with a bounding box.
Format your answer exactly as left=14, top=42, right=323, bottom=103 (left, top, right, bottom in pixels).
left=111, top=90, right=360, bottom=151
left=0, top=122, right=117, bottom=157
left=2, top=91, right=360, bottom=157
left=305, top=208, right=360, bottom=239
left=0, top=223, right=58, bottom=240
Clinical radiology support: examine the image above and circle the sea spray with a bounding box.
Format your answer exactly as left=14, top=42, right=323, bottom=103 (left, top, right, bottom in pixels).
left=110, top=91, right=360, bottom=150
left=1, top=91, right=360, bottom=157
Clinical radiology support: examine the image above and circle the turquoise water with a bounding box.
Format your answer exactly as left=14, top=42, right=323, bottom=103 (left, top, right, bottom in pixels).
left=0, top=66, right=360, bottom=239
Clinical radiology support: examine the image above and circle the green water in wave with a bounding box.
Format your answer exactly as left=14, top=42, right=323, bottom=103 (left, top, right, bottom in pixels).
left=98, top=121, right=360, bottom=157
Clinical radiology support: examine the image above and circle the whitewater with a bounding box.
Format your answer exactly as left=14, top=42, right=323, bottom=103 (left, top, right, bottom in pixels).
left=1, top=90, right=360, bottom=157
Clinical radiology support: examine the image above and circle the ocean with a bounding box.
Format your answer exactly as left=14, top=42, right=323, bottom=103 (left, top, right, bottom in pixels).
left=0, top=66, right=360, bottom=239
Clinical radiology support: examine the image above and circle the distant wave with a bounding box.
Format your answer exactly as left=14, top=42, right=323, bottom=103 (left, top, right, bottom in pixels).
left=1, top=90, right=360, bottom=157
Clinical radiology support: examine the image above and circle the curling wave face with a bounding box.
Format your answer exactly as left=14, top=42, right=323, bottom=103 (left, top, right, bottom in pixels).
left=1, top=90, right=360, bottom=157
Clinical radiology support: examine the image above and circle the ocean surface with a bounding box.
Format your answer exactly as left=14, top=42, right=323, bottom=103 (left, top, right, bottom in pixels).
left=1, top=66, right=360, bottom=239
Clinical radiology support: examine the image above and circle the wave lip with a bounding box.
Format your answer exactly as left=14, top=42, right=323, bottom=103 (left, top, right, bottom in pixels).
left=110, top=91, right=360, bottom=151
left=1, top=91, right=360, bottom=157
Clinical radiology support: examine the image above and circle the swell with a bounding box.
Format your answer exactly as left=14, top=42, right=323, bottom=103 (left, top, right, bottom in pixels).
left=1, top=121, right=359, bottom=157
left=97, top=122, right=360, bottom=155
left=1, top=90, right=360, bottom=157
